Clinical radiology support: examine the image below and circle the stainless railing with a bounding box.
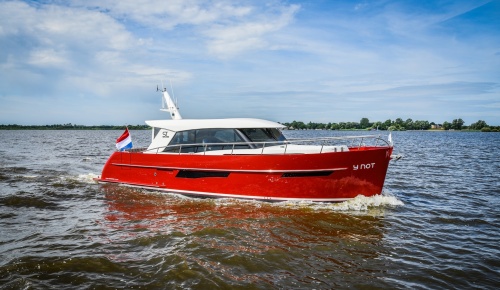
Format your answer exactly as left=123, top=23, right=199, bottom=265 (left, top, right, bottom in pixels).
left=126, top=134, right=391, bottom=155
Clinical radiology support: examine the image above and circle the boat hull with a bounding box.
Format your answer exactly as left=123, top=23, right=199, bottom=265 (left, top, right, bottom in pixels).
left=96, top=146, right=393, bottom=202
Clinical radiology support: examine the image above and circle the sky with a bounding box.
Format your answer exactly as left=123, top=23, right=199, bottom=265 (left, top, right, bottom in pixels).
left=0, top=0, right=499, bottom=126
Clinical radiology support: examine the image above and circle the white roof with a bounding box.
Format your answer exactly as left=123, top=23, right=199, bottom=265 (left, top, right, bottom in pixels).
left=145, top=118, right=285, bottom=132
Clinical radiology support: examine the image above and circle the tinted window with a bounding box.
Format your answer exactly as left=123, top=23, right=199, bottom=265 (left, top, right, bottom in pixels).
left=238, top=128, right=286, bottom=142
left=164, top=129, right=249, bottom=152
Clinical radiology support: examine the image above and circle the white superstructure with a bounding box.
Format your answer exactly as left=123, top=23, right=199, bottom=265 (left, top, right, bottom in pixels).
left=144, top=85, right=349, bottom=155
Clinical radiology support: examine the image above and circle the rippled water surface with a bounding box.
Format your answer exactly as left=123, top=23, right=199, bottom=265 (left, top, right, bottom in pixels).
left=1, top=130, right=499, bottom=289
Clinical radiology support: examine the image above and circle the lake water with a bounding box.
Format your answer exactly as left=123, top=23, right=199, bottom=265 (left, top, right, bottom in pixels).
left=0, top=129, right=499, bottom=289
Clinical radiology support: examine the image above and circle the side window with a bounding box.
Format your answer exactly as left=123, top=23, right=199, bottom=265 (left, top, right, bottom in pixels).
left=164, top=129, right=254, bottom=152
left=237, top=128, right=286, bottom=148
left=214, top=129, right=245, bottom=143
left=170, top=131, right=196, bottom=145
left=164, top=130, right=199, bottom=153
left=194, top=129, right=219, bottom=143
left=239, top=128, right=275, bottom=142
left=193, top=129, right=246, bottom=144
left=269, top=128, right=287, bottom=141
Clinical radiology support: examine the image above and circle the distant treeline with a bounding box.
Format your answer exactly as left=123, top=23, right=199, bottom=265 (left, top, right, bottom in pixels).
left=0, top=123, right=149, bottom=130
left=282, top=118, right=499, bottom=132
left=1, top=118, right=498, bottom=132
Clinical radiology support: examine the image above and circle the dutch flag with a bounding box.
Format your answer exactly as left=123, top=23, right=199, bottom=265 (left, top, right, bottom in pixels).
left=116, top=128, right=133, bottom=151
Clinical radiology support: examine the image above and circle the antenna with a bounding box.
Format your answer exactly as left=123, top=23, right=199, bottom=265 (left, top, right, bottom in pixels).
left=158, top=78, right=182, bottom=120
left=169, top=79, right=174, bottom=100
left=169, top=79, right=178, bottom=110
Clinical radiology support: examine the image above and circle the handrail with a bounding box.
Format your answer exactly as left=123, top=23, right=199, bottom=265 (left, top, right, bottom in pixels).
left=126, top=134, right=391, bottom=155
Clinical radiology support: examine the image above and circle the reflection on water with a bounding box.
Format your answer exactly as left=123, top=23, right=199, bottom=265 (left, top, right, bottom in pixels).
left=98, top=185, right=393, bottom=288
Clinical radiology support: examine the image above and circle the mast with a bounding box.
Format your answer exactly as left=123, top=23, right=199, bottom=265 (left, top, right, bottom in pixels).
left=159, top=86, right=182, bottom=120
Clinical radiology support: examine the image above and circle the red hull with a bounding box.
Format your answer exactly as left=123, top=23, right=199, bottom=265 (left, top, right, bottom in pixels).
left=96, top=146, right=393, bottom=202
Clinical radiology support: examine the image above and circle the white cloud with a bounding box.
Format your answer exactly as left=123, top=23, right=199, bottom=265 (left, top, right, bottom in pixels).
left=203, top=4, right=300, bottom=57
left=1, top=1, right=133, bottom=49
left=0, top=1, right=135, bottom=75
left=66, top=0, right=300, bottom=58
left=74, top=0, right=253, bottom=29
left=28, top=48, right=69, bottom=67
left=0, top=0, right=170, bottom=100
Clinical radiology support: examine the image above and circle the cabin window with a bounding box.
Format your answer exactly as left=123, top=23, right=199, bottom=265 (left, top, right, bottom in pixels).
left=193, top=129, right=244, bottom=144
left=163, top=131, right=197, bottom=153
left=164, top=129, right=250, bottom=152
left=163, top=128, right=286, bottom=153
left=238, top=128, right=286, bottom=143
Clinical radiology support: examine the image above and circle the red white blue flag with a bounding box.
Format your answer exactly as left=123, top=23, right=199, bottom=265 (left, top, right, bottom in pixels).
left=116, top=128, right=133, bottom=151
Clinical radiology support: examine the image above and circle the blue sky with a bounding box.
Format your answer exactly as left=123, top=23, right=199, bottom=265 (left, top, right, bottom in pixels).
left=1, top=0, right=499, bottom=126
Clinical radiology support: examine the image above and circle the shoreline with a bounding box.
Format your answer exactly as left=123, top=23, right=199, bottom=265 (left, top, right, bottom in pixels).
left=0, top=127, right=490, bottom=132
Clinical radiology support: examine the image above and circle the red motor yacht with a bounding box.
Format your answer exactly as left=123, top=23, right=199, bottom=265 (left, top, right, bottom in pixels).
left=96, top=87, right=394, bottom=202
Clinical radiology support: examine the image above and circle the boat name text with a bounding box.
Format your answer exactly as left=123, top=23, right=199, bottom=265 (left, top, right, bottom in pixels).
left=353, top=163, right=375, bottom=170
